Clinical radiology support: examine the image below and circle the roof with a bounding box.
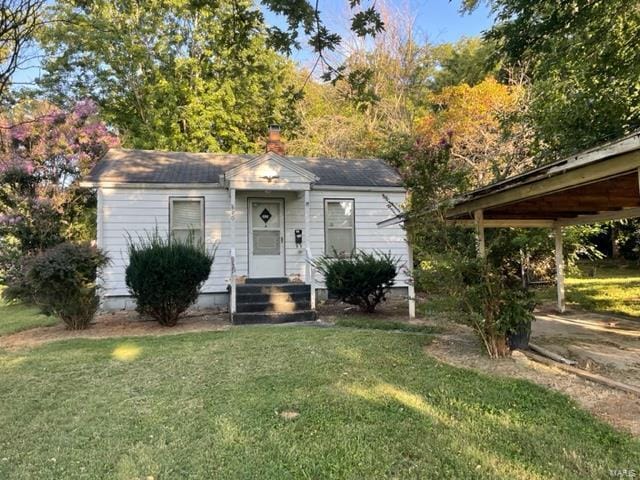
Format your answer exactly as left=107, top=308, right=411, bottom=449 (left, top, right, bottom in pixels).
left=378, top=130, right=640, bottom=227
left=84, top=148, right=403, bottom=188
left=452, top=130, right=640, bottom=207
left=444, top=130, right=640, bottom=226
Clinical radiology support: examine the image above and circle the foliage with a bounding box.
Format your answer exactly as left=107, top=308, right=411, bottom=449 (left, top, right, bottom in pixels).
left=465, top=0, right=640, bottom=159
left=288, top=8, right=434, bottom=159
left=417, top=76, right=533, bottom=188
left=422, top=253, right=536, bottom=358
left=9, top=242, right=109, bottom=330
left=0, top=0, right=45, bottom=101
left=125, top=231, right=214, bottom=326
left=429, top=37, right=499, bottom=91
left=314, top=250, right=399, bottom=313
left=0, top=99, right=118, bottom=286
left=38, top=0, right=302, bottom=153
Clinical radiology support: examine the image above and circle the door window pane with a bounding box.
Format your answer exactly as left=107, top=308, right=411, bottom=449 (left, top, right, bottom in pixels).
left=252, top=202, right=280, bottom=229
left=253, top=230, right=280, bottom=255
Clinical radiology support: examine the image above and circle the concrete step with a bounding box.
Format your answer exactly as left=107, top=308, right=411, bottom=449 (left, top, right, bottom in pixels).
left=236, top=291, right=310, bottom=304
left=236, top=299, right=311, bottom=313
left=232, top=310, right=317, bottom=324
left=236, top=283, right=310, bottom=295
left=244, top=277, right=289, bottom=285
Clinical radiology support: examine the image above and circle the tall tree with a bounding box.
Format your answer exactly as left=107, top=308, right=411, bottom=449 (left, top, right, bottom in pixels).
left=0, top=99, right=118, bottom=284
left=38, top=0, right=300, bottom=152
left=288, top=5, right=434, bottom=159
left=0, top=0, right=45, bottom=101
left=417, top=76, right=533, bottom=188
left=429, top=37, right=498, bottom=91
left=463, top=0, right=640, bottom=158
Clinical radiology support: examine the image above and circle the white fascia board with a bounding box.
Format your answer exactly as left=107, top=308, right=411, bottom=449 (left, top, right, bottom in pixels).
left=313, top=185, right=406, bottom=193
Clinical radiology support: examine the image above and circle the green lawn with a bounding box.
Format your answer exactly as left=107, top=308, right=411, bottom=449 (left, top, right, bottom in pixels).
left=334, top=315, right=441, bottom=333
left=1, top=326, right=638, bottom=479
left=536, top=261, right=640, bottom=317
left=0, top=293, right=57, bottom=336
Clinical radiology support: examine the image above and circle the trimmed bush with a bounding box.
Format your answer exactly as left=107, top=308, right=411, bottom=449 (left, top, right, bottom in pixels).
left=22, top=242, right=109, bottom=330
left=126, top=231, right=215, bottom=326
left=314, top=250, right=400, bottom=313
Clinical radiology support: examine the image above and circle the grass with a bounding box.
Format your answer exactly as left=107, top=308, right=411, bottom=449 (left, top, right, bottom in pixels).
left=0, top=326, right=638, bottom=479
left=536, top=261, right=640, bottom=318
left=0, top=292, right=57, bottom=336
left=334, top=315, right=441, bottom=333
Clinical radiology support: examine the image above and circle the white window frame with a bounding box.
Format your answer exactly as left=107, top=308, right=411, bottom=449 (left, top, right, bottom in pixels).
left=169, top=197, right=205, bottom=245
left=324, top=198, right=356, bottom=256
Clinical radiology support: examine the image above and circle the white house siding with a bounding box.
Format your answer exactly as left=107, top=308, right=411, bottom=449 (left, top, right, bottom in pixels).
left=308, top=190, right=410, bottom=287
left=99, top=187, right=232, bottom=308
left=98, top=186, right=409, bottom=309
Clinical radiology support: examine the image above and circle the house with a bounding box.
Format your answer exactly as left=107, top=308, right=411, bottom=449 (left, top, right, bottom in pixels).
left=81, top=126, right=413, bottom=322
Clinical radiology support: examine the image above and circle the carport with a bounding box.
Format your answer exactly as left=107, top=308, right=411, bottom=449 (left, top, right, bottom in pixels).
left=445, top=131, right=640, bottom=313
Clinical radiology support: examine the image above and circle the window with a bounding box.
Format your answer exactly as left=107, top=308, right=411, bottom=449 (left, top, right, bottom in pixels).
left=170, top=198, right=204, bottom=245
left=324, top=199, right=355, bottom=256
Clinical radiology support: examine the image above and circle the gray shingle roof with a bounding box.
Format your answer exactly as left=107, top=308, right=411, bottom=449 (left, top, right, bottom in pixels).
left=84, top=148, right=403, bottom=188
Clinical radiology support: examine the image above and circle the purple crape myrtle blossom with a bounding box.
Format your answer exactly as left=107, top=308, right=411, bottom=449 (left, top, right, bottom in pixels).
left=0, top=99, right=120, bottom=254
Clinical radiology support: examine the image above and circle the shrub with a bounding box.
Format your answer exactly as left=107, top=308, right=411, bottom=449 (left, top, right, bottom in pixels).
left=314, top=250, right=400, bottom=313
left=18, top=242, right=109, bottom=330
left=125, top=231, right=215, bottom=326
left=458, top=258, right=536, bottom=358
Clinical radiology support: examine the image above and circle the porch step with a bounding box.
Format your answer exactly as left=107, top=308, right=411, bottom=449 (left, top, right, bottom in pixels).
left=236, top=291, right=310, bottom=304
left=232, top=310, right=317, bottom=324
left=236, top=299, right=311, bottom=313
left=236, top=283, right=310, bottom=295
left=244, top=277, right=289, bottom=285
left=233, top=278, right=315, bottom=324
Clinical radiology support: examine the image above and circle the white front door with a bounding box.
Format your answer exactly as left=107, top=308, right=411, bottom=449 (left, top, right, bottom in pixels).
left=248, top=198, right=285, bottom=278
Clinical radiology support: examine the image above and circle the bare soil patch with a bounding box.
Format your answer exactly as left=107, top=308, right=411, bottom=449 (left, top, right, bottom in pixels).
left=317, top=297, right=418, bottom=322
left=532, top=305, right=640, bottom=387
left=0, top=309, right=230, bottom=350
left=424, top=317, right=640, bottom=437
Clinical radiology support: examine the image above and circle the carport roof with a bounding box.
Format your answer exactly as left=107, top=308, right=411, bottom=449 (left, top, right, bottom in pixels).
left=446, top=131, right=640, bottom=227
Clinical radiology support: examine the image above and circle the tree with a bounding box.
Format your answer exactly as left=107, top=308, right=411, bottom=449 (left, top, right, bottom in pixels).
left=38, top=0, right=300, bottom=152
left=287, top=5, right=434, bottom=159
left=0, top=99, right=118, bottom=285
left=0, top=0, right=45, bottom=101
left=416, top=76, right=534, bottom=188
left=463, top=0, right=640, bottom=158
left=429, top=37, right=499, bottom=91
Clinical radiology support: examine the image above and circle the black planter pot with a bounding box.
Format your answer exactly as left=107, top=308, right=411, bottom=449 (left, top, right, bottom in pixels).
left=507, top=322, right=531, bottom=350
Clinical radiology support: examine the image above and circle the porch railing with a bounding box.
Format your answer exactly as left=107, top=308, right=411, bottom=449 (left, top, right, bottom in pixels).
left=305, top=247, right=316, bottom=311
left=230, top=247, right=237, bottom=316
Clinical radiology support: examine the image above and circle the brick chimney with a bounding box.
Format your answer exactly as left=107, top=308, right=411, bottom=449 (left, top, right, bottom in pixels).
left=266, top=124, right=285, bottom=155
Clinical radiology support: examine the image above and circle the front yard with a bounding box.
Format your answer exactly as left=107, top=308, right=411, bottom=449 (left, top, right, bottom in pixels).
left=1, top=317, right=639, bottom=479
left=0, top=293, right=57, bottom=336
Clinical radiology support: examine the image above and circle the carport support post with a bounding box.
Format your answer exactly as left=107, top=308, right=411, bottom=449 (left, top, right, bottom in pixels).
left=554, top=223, right=566, bottom=313
left=474, top=209, right=486, bottom=258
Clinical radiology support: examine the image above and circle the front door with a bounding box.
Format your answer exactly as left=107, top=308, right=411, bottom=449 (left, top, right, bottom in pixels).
left=248, top=198, right=285, bottom=278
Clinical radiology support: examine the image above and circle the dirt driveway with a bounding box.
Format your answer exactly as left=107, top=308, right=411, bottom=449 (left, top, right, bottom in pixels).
left=532, top=307, right=640, bottom=387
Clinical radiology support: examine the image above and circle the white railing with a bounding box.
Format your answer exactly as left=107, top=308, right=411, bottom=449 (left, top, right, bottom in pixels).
left=305, top=247, right=316, bottom=311
left=230, top=247, right=237, bottom=315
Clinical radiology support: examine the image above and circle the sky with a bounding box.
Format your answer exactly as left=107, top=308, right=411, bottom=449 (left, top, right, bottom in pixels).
left=14, top=0, right=494, bottom=88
